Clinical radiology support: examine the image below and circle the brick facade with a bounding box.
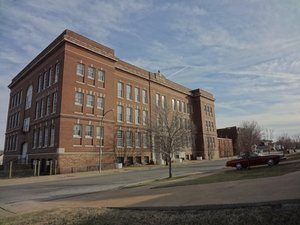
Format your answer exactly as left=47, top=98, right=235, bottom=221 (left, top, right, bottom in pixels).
left=217, top=126, right=239, bottom=155
left=4, top=30, right=218, bottom=174
left=218, top=138, right=233, bottom=158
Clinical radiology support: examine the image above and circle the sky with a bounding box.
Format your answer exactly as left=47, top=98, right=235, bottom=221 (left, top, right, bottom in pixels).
left=0, top=0, right=300, bottom=149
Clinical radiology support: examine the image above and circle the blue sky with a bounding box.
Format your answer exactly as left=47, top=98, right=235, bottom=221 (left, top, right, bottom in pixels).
left=0, top=0, right=300, bottom=149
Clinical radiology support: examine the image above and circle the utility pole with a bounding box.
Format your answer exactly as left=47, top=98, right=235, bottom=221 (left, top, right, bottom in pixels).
left=99, top=108, right=114, bottom=173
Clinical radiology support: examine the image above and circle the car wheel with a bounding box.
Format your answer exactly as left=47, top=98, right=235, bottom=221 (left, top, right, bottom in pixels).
left=267, top=159, right=274, bottom=166
left=236, top=163, right=243, bottom=170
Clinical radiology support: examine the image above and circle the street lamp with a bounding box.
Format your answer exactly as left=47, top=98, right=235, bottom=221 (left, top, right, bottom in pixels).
left=99, top=108, right=114, bottom=173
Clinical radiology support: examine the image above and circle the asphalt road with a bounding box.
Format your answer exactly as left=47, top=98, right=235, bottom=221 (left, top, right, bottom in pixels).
left=0, top=159, right=227, bottom=205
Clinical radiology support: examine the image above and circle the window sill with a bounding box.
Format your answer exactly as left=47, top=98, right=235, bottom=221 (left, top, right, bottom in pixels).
left=73, top=135, right=82, bottom=139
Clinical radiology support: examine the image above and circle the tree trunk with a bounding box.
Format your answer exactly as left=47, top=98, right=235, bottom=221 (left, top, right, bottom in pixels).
left=168, top=155, right=172, bottom=178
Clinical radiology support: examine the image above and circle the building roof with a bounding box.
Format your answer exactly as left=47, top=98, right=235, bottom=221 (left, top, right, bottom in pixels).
left=8, top=29, right=214, bottom=98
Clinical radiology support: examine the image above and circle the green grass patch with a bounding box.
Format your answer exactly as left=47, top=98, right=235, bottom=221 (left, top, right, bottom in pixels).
left=155, top=161, right=300, bottom=189
left=1, top=205, right=299, bottom=225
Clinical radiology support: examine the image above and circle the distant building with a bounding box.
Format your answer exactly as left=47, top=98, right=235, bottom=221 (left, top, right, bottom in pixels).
left=217, top=126, right=239, bottom=155
left=218, top=138, right=233, bottom=158
left=4, top=30, right=219, bottom=174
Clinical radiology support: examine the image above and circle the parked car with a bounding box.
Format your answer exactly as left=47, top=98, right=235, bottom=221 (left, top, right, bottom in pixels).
left=226, top=152, right=281, bottom=170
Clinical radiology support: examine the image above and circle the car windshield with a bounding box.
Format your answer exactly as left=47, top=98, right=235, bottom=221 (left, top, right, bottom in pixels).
left=239, top=152, right=258, bottom=158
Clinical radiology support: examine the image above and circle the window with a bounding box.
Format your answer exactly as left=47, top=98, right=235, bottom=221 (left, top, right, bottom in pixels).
left=143, top=133, right=149, bottom=148
left=126, top=85, right=132, bottom=100
left=117, top=105, right=123, bottom=122
left=177, top=100, right=180, bottom=111
left=161, top=95, right=166, bottom=108
left=142, top=110, right=148, bottom=125
left=38, top=76, right=43, bottom=92
left=135, top=132, right=141, bottom=148
left=98, top=70, right=105, bottom=82
left=52, top=92, right=57, bottom=113
left=73, top=124, right=82, bottom=137
left=155, top=93, right=160, bottom=106
left=48, top=67, right=53, bottom=86
left=77, top=63, right=84, bottom=76
left=43, top=72, right=47, bottom=89
left=126, top=107, right=133, bottom=123
left=97, top=97, right=104, bottom=109
left=88, top=66, right=96, bottom=79
left=33, top=129, right=38, bottom=148
left=117, top=130, right=124, bottom=147
left=187, top=103, right=190, bottom=113
left=142, top=90, right=148, bottom=104
left=135, top=87, right=140, bottom=102
left=54, top=62, right=59, bottom=83
left=44, top=128, right=49, bottom=147
left=85, top=125, right=93, bottom=138
left=96, top=126, right=104, bottom=139
left=46, top=96, right=51, bottom=116
left=23, top=117, right=30, bottom=132
left=39, top=128, right=43, bottom=148
left=179, top=101, right=182, bottom=112
left=135, top=109, right=140, bottom=124
left=25, top=85, right=33, bottom=110
left=117, top=82, right=124, bottom=98
left=126, top=131, right=133, bottom=147
left=86, top=95, right=94, bottom=107
left=172, top=99, right=175, bottom=110
left=50, top=127, right=55, bottom=147
left=75, top=92, right=83, bottom=105
left=40, top=99, right=45, bottom=117
left=35, top=102, right=40, bottom=119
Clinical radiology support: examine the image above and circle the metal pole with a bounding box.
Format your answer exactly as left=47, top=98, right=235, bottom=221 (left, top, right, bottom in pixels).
left=99, top=116, right=103, bottom=174
left=99, top=108, right=114, bottom=174
left=49, top=160, right=53, bottom=176
left=9, top=161, right=13, bottom=179
left=54, top=160, right=57, bottom=175
left=37, top=160, right=41, bottom=176
left=99, top=148, right=102, bottom=173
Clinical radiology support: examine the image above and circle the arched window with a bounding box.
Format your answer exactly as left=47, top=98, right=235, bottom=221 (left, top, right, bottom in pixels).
left=25, top=85, right=33, bottom=110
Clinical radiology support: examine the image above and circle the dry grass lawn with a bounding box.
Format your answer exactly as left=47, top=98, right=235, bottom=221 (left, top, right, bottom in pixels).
left=1, top=203, right=299, bottom=225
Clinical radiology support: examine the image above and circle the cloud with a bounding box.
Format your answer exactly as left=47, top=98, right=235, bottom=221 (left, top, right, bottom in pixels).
left=0, top=0, right=300, bottom=149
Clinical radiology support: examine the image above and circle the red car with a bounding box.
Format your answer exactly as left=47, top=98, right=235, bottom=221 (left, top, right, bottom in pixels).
left=226, top=152, right=281, bottom=170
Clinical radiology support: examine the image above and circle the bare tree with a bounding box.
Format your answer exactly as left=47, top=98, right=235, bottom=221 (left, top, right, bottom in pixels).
left=150, top=106, right=194, bottom=178
left=263, top=128, right=274, bottom=141
left=237, top=121, right=263, bottom=156
left=277, top=133, right=294, bottom=152
left=293, top=133, right=300, bottom=149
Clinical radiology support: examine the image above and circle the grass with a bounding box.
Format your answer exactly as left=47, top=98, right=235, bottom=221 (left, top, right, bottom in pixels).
left=1, top=204, right=299, bottom=225
left=154, top=161, right=300, bottom=189
left=286, top=152, right=300, bottom=161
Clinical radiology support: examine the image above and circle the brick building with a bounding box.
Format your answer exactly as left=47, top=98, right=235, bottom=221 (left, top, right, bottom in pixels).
left=4, top=30, right=218, bottom=174
left=217, top=138, right=233, bottom=158
left=217, top=126, right=239, bottom=155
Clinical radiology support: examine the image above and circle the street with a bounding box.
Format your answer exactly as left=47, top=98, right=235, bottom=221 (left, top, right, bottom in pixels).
left=0, top=159, right=226, bottom=205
